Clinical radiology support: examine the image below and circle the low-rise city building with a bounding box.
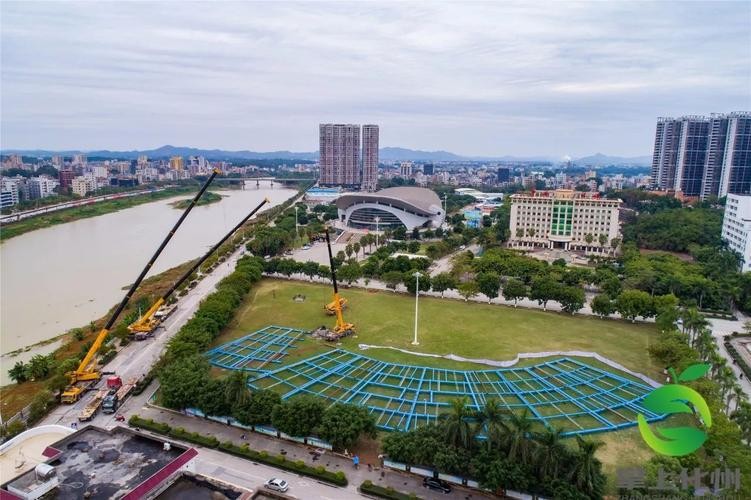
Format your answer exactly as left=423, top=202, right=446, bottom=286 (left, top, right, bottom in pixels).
left=509, top=189, right=622, bottom=253
left=26, top=176, right=59, bottom=200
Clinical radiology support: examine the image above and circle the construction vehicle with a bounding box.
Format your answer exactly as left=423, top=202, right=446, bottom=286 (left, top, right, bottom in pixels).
left=78, top=388, right=108, bottom=422
left=128, top=197, right=270, bottom=336
left=102, top=376, right=136, bottom=414
left=324, top=296, right=347, bottom=316
left=61, top=169, right=221, bottom=404
left=318, top=228, right=354, bottom=339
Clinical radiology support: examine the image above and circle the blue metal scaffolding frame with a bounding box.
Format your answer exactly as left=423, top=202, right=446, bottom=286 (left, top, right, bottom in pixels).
left=248, top=349, right=665, bottom=436
left=205, top=325, right=307, bottom=374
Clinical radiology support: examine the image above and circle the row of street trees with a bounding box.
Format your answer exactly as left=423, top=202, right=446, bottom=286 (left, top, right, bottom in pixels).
left=383, top=398, right=606, bottom=499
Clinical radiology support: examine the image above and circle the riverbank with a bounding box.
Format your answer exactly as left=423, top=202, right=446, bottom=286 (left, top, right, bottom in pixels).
left=0, top=185, right=200, bottom=242
left=0, top=186, right=304, bottom=424
left=170, top=191, right=223, bottom=209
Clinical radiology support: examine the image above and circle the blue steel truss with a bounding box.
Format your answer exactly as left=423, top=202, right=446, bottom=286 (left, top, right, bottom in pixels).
left=247, top=349, right=665, bottom=436
left=205, top=325, right=307, bottom=375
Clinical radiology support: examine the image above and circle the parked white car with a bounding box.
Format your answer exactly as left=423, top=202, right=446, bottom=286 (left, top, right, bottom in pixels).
left=265, top=478, right=289, bottom=493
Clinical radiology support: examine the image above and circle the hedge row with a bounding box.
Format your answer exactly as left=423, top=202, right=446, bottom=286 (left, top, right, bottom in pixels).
left=127, top=414, right=347, bottom=487
left=219, top=441, right=347, bottom=486
left=724, top=341, right=751, bottom=380
left=131, top=370, right=155, bottom=396
left=360, top=480, right=421, bottom=500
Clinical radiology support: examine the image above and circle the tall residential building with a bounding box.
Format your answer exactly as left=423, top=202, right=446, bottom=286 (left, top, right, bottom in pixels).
left=509, top=189, right=621, bottom=253
left=399, top=161, right=413, bottom=178
left=59, top=169, right=76, bottom=192
left=319, top=124, right=361, bottom=188
left=423, top=163, right=434, bottom=176
left=72, top=154, right=88, bottom=166
left=651, top=112, right=751, bottom=199
left=496, top=167, right=510, bottom=183
left=71, top=176, right=96, bottom=197
left=169, top=156, right=184, bottom=171
left=51, top=155, right=64, bottom=168
left=27, top=176, right=59, bottom=199
left=721, top=194, right=751, bottom=272
left=361, top=124, right=379, bottom=191
left=1, top=177, right=20, bottom=208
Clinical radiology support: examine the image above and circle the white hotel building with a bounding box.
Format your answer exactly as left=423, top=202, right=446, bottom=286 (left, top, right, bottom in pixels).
left=721, top=194, right=751, bottom=272
left=509, top=189, right=622, bottom=253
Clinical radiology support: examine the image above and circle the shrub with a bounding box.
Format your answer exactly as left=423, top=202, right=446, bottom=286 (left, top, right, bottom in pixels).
left=359, top=481, right=420, bottom=500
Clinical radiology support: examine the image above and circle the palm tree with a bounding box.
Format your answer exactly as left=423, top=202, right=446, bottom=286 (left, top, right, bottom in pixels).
left=569, top=436, right=605, bottom=497
left=440, top=397, right=475, bottom=450
left=584, top=233, right=594, bottom=253
left=681, top=308, right=709, bottom=346
left=733, top=384, right=747, bottom=413
left=610, top=237, right=621, bottom=256
left=474, top=398, right=508, bottom=451
left=717, top=366, right=736, bottom=402
left=505, top=410, right=535, bottom=465
left=598, top=234, right=608, bottom=253
left=534, top=427, right=567, bottom=481
left=224, top=371, right=250, bottom=408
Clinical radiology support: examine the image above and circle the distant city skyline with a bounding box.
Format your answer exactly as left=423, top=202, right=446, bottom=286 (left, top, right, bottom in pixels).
left=1, top=2, right=749, bottom=157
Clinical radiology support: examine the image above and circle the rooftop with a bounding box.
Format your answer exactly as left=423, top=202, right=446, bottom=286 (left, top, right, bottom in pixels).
left=336, top=186, right=442, bottom=215
left=4, top=426, right=190, bottom=500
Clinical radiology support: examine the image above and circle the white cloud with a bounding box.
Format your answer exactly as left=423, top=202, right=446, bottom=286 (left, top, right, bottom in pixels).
left=1, top=1, right=749, bottom=156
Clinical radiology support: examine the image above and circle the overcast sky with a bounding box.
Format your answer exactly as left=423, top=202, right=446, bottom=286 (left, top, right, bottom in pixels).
left=1, top=1, right=749, bottom=157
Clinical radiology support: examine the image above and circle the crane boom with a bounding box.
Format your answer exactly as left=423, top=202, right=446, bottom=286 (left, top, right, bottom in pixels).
left=62, top=169, right=220, bottom=402
left=128, top=197, right=270, bottom=334
left=324, top=228, right=354, bottom=335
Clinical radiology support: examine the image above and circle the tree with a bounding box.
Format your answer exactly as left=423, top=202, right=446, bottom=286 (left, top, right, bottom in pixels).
left=615, top=289, right=653, bottom=322
left=224, top=371, right=250, bottom=409
left=584, top=233, right=594, bottom=252
left=160, top=355, right=211, bottom=410
left=590, top=294, right=615, bottom=318
left=403, top=272, right=431, bottom=294
left=431, top=273, right=457, bottom=297
left=338, top=262, right=362, bottom=285
left=233, top=389, right=282, bottom=426
left=318, top=404, right=377, bottom=450
left=569, top=437, right=606, bottom=498
left=476, top=272, right=501, bottom=303
left=534, top=427, right=567, bottom=481
left=530, top=276, right=560, bottom=311
left=474, top=398, right=508, bottom=451
left=502, top=410, right=535, bottom=466
left=440, top=398, right=475, bottom=450
left=26, top=355, right=54, bottom=380
left=271, top=395, right=325, bottom=437
left=458, top=281, right=479, bottom=302
left=610, top=237, right=621, bottom=255
left=408, top=241, right=420, bottom=254
left=598, top=233, right=608, bottom=251
left=302, top=261, right=320, bottom=281
left=345, top=244, right=353, bottom=259
left=382, top=271, right=404, bottom=292
left=8, top=361, right=28, bottom=384
left=411, top=227, right=421, bottom=240
left=556, top=286, right=585, bottom=314
left=199, top=378, right=231, bottom=417
left=353, top=242, right=361, bottom=258
left=502, top=279, right=527, bottom=307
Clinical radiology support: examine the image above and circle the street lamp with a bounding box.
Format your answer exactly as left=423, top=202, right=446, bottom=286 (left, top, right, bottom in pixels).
left=412, top=271, right=421, bottom=345
left=375, top=216, right=380, bottom=246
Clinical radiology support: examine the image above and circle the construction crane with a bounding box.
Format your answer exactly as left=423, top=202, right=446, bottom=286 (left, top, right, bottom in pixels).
left=128, top=197, right=270, bottom=336
left=324, top=228, right=354, bottom=336
left=60, top=169, right=221, bottom=403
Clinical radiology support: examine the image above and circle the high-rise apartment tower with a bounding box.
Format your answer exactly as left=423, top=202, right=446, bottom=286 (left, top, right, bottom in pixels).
left=361, top=124, right=379, bottom=191
left=651, top=112, right=751, bottom=199
left=319, top=124, right=361, bottom=188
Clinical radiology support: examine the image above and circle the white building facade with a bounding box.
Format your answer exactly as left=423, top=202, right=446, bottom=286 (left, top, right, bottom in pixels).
left=509, top=189, right=622, bottom=253
left=27, top=176, right=59, bottom=199
left=721, top=194, right=751, bottom=272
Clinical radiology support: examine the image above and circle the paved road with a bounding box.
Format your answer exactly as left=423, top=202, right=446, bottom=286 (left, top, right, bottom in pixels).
left=708, top=316, right=751, bottom=397
left=41, top=245, right=250, bottom=428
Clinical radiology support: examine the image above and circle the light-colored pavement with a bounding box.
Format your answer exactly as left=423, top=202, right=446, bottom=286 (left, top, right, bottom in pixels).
left=708, top=316, right=751, bottom=397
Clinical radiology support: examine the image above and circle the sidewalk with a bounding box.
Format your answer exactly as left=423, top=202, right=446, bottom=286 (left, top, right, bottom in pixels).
left=136, top=405, right=493, bottom=500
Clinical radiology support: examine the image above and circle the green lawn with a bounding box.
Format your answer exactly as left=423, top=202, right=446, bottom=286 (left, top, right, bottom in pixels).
left=214, top=279, right=663, bottom=381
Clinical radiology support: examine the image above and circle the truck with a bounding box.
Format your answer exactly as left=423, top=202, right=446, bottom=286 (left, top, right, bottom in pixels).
left=78, top=389, right=108, bottom=422
left=101, top=377, right=135, bottom=414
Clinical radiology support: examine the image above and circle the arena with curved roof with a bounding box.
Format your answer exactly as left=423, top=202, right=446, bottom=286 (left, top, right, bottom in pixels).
left=335, top=186, right=445, bottom=231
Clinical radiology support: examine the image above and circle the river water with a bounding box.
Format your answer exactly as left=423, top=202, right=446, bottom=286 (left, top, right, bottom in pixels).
left=0, top=182, right=295, bottom=384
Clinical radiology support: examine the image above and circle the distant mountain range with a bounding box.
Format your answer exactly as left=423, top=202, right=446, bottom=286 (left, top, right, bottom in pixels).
left=2, top=145, right=652, bottom=166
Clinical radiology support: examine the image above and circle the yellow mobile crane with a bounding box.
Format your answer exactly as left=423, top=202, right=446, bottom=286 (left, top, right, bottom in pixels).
left=61, top=169, right=220, bottom=403
left=128, top=197, right=269, bottom=336
left=324, top=228, right=354, bottom=337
